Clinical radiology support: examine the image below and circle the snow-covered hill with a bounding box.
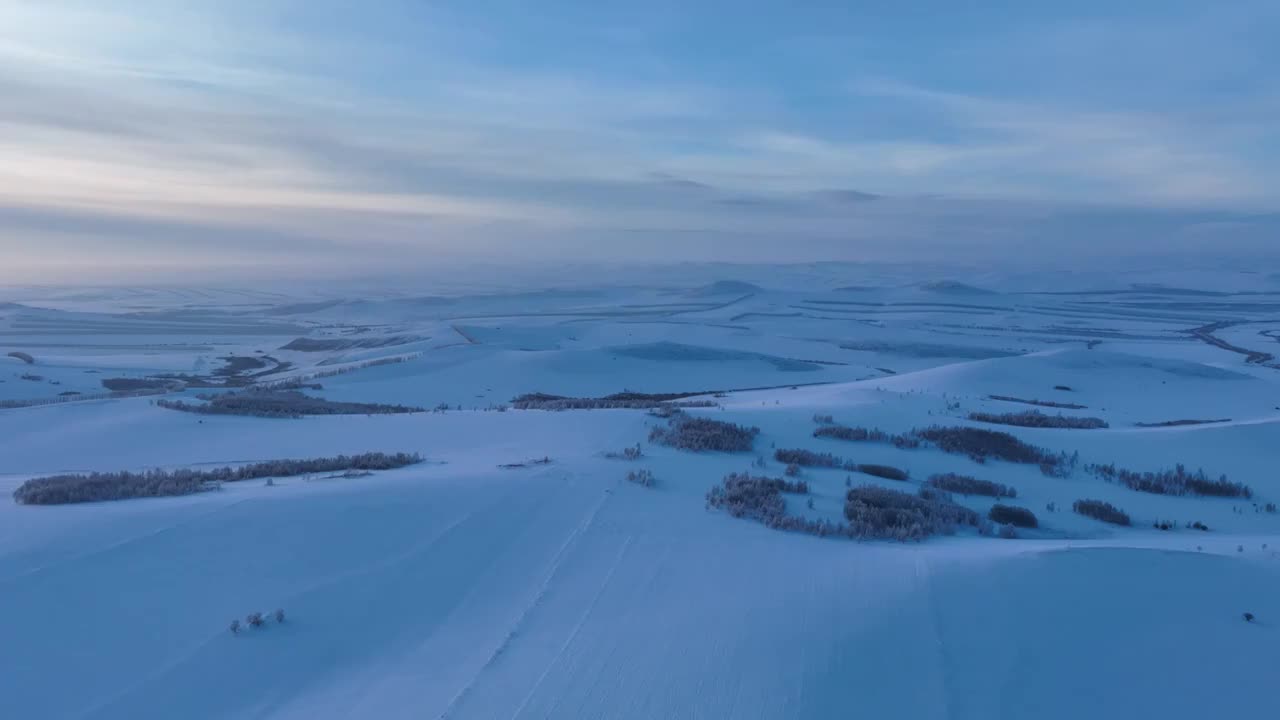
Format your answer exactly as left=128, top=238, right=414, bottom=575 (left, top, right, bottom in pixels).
left=2, top=270, right=1278, bottom=719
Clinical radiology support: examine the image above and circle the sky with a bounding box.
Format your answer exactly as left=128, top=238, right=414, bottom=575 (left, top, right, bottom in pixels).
left=1, top=0, right=1277, bottom=282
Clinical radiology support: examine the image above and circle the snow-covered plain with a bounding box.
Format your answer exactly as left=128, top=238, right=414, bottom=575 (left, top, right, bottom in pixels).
left=2, top=266, right=1279, bottom=719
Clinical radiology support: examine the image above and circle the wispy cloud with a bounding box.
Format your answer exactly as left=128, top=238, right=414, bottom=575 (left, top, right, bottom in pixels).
left=0, top=1, right=1276, bottom=281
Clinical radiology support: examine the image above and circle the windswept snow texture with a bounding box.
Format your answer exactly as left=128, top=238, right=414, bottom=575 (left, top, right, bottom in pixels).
left=2, top=267, right=1280, bottom=720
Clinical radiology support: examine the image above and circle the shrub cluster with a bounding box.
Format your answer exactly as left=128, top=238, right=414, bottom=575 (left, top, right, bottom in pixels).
left=498, top=456, right=553, bottom=469
left=1073, top=499, right=1131, bottom=526
left=844, top=485, right=982, bottom=541
left=705, top=472, right=808, bottom=523
left=969, top=410, right=1108, bottom=430
left=12, top=452, right=422, bottom=505
left=231, top=609, right=285, bottom=634
left=988, top=394, right=1087, bottom=410
left=818, top=424, right=1072, bottom=475
left=856, top=463, right=909, bottom=481
left=157, top=389, right=423, bottom=418
left=282, top=335, right=419, bottom=352
left=988, top=503, right=1038, bottom=528
left=911, top=425, right=1072, bottom=475
left=774, top=448, right=843, bottom=468
left=927, top=473, right=1016, bottom=498
left=606, top=444, right=643, bottom=460
left=773, top=449, right=909, bottom=480
left=625, top=469, right=656, bottom=487
left=101, top=377, right=174, bottom=392
left=649, top=414, right=759, bottom=452
left=513, top=391, right=716, bottom=410
left=1087, top=463, right=1251, bottom=499
left=813, top=424, right=922, bottom=449
left=1133, top=418, right=1230, bottom=428
left=707, top=476, right=990, bottom=542
left=213, top=355, right=267, bottom=377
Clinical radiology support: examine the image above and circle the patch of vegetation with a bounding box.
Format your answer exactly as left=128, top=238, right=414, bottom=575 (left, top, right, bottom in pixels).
left=230, top=608, right=285, bottom=635
left=927, top=473, right=1016, bottom=498
left=6, top=351, right=34, bottom=364
left=605, top=444, right=643, bottom=460
left=844, top=485, right=983, bottom=541
left=12, top=452, right=423, bottom=505
left=705, top=472, right=808, bottom=524
left=989, top=504, right=1038, bottom=528
left=988, top=394, right=1087, bottom=409
left=813, top=424, right=922, bottom=449
left=513, top=391, right=717, bottom=410
left=156, top=389, right=423, bottom=418
left=1087, top=463, right=1251, bottom=498
left=19, top=373, right=43, bottom=381
left=281, top=335, right=421, bottom=352
left=774, top=448, right=844, bottom=468
left=498, top=456, right=552, bottom=469
left=625, top=469, right=656, bottom=487
left=1073, top=498, right=1131, bottom=526
left=708, top=476, right=994, bottom=542
left=911, top=425, right=1073, bottom=475
left=649, top=412, right=759, bottom=452
left=1134, top=418, right=1231, bottom=428
left=855, top=463, right=909, bottom=481
left=812, top=413, right=835, bottom=425
left=968, top=410, right=1108, bottom=429
left=213, top=355, right=267, bottom=377
left=1054, top=385, right=1074, bottom=391
left=101, top=377, right=174, bottom=392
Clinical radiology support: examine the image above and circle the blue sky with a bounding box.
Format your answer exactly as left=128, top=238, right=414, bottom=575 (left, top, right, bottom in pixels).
left=1, top=1, right=1276, bottom=281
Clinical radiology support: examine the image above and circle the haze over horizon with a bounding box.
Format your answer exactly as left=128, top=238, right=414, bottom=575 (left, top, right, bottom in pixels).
left=2, top=1, right=1277, bottom=282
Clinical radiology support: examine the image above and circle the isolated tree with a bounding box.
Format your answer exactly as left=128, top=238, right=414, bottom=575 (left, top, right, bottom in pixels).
left=247, top=611, right=265, bottom=628
left=274, top=608, right=286, bottom=623
left=230, top=619, right=241, bottom=635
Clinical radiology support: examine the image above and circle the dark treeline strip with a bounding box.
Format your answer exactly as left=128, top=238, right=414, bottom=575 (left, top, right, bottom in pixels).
left=13, top=452, right=423, bottom=505
left=988, top=394, right=1088, bottom=410
left=1087, top=462, right=1251, bottom=498
left=512, top=391, right=717, bottom=410
left=156, top=389, right=422, bottom=418
left=968, top=410, right=1108, bottom=429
